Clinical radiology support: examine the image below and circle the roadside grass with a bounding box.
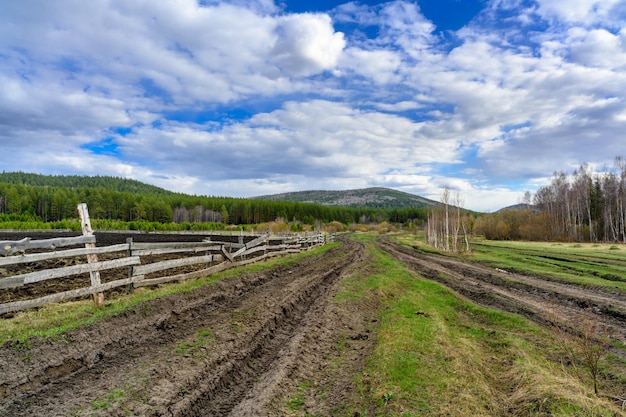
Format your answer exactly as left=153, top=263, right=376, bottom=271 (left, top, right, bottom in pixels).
left=394, top=234, right=626, bottom=292
left=340, top=233, right=623, bottom=416
left=0, top=242, right=340, bottom=346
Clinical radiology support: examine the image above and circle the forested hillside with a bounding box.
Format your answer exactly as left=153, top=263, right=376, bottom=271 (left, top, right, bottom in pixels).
left=0, top=173, right=428, bottom=227
left=0, top=172, right=171, bottom=195
left=255, top=187, right=438, bottom=209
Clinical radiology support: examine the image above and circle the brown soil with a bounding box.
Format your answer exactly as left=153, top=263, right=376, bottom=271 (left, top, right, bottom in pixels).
left=3, top=234, right=626, bottom=416
left=0, top=235, right=377, bottom=416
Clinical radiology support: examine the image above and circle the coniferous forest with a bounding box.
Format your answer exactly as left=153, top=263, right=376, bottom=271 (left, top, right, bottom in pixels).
left=5, top=158, right=626, bottom=242
left=0, top=172, right=428, bottom=230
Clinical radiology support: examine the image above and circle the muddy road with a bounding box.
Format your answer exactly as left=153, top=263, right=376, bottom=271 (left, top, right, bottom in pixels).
left=4, top=234, right=626, bottom=416
left=378, top=237, right=626, bottom=346
left=0, top=236, right=375, bottom=417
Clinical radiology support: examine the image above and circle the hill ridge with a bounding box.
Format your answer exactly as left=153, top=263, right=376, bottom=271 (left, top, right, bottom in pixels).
left=254, top=187, right=438, bottom=210
left=0, top=172, right=173, bottom=195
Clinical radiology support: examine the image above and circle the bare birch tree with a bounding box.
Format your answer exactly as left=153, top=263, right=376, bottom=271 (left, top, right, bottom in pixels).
left=426, top=187, right=470, bottom=252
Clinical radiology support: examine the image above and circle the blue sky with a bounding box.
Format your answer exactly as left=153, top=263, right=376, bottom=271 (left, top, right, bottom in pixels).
left=1, top=0, right=626, bottom=212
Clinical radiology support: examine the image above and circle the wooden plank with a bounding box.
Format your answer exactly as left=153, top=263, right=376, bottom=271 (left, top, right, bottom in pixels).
left=241, top=245, right=267, bottom=257
left=134, top=261, right=231, bottom=287
left=131, top=241, right=240, bottom=250
left=0, top=237, right=29, bottom=256
left=132, top=254, right=215, bottom=276
left=78, top=203, right=104, bottom=307
left=267, top=250, right=288, bottom=258
left=0, top=244, right=130, bottom=267
left=232, top=253, right=267, bottom=266
left=266, top=244, right=288, bottom=250
left=0, top=235, right=95, bottom=256
left=0, top=278, right=134, bottom=315
left=230, top=234, right=268, bottom=258
left=131, top=245, right=222, bottom=257
left=202, top=239, right=244, bottom=248
left=0, top=257, right=141, bottom=289
left=0, top=275, right=25, bottom=290
left=221, top=245, right=233, bottom=263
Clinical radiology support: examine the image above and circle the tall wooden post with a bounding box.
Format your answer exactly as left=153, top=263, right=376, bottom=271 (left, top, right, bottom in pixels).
left=77, top=203, right=104, bottom=307
left=126, top=237, right=134, bottom=293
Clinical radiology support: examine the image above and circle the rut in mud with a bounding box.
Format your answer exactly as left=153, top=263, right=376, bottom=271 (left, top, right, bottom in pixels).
left=378, top=237, right=626, bottom=346
left=0, top=236, right=374, bottom=417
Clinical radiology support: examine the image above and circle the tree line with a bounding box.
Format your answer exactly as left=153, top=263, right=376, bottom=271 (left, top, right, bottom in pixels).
left=0, top=174, right=428, bottom=228
left=474, top=157, right=626, bottom=242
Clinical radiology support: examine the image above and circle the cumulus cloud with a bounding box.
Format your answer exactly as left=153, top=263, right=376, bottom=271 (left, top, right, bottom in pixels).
left=113, top=100, right=459, bottom=183
left=567, top=28, right=626, bottom=69
left=0, top=1, right=345, bottom=107
left=271, top=14, right=346, bottom=77
left=535, top=0, right=624, bottom=25
left=1, top=0, right=626, bottom=212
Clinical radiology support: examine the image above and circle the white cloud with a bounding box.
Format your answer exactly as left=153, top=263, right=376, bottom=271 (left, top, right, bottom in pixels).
left=105, top=100, right=463, bottom=196
left=0, top=1, right=346, bottom=108
left=341, top=48, right=402, bottom=84
left=271, top=14, right=346, bottom=77
left=567, top=28, right=626, bottom=69
left=535, top=0, right=623, bottom=25
left=1, top=0, right=626, bottom=212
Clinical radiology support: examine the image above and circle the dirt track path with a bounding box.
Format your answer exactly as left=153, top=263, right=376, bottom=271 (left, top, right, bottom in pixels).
left=378, top=237, right=626, bottom=345
left=0, top=237, right=373, bottom=417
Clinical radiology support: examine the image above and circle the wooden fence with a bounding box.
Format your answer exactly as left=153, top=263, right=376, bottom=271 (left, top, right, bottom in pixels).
left=0, top=204, right=332, bottom=315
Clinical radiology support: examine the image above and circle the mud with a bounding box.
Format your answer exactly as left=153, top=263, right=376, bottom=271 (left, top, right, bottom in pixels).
left=0, top=235, right=376, bottom=417
left=4, top=234, right=626, bottom=416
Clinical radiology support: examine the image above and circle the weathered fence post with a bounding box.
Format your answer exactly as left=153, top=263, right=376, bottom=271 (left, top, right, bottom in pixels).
left=126, top=237, right=134, bottom=293
left=77, top=203, right=104, bottom=307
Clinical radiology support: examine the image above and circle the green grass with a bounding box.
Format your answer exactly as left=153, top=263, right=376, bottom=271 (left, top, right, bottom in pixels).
left=394, top=234, right=626, bottom=292
left=174, top=328, right=215, bottom=357
left=338, top=233, right=623, bottom=416
left=0, top=242, right=340, bottom=346
left=469, top=240, right=626, bottom=290
left=90, top=387, right=129, bottom=410
left=285, top=381, right=312, bottom=411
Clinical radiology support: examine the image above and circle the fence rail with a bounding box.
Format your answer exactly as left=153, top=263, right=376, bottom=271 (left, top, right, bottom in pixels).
left=0, top=204, right=333, bottom=315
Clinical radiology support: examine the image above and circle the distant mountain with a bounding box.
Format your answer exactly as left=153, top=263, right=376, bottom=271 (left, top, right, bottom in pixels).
left=253, top=187, right=439, bottom=210
left=498, top=203, right=537, bottom=212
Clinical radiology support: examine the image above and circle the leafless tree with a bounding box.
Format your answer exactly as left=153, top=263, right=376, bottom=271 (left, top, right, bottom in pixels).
left=426, top=187, right=470, bottom=252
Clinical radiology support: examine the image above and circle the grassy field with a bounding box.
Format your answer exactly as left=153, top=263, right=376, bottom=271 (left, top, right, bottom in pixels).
left=394, top=233, right=626, bottom=292
left=339, top=233, right=624, bottom=416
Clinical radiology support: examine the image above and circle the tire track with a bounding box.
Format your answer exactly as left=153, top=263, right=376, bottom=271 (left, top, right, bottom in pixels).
left=1, top=237, right=364, bottom=417
left=378, top=238, right=626, bottom=345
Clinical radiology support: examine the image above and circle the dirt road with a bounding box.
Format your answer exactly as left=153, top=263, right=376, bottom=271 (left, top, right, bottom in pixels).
left=4, top=234, right=626, bottom=416
left=0, top=236, right=375, bottom=417
left=378, top=237, right=626, bottom=346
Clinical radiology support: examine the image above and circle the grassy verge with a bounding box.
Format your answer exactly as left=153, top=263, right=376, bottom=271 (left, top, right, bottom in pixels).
left=0, top=242, right=340, bottom=346
left=338, top=233, right=623, bottom=416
